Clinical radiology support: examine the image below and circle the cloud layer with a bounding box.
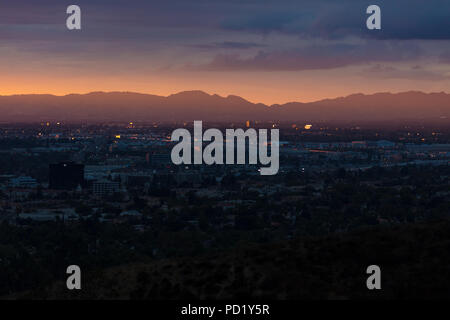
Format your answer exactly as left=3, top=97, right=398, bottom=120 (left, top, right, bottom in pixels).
left=0, top=0, right=449, bottom=103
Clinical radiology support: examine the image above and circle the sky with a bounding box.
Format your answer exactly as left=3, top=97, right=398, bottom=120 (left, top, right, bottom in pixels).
left=1, top=0, right=450, bottom=104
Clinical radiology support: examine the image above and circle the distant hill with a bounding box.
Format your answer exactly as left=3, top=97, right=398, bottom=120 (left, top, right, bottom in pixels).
left=0, top=90, right=449, bottom=122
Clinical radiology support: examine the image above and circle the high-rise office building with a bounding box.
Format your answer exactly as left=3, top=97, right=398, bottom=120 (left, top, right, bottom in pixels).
left=49, top=162, right=85, bottom=190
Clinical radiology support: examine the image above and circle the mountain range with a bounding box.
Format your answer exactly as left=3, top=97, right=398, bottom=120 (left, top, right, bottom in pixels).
left=0, top=90, right=449, bottom=122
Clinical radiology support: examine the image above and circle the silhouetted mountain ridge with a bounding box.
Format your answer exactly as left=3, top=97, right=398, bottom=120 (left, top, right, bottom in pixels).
left=0, top=90, right=448, bottom=122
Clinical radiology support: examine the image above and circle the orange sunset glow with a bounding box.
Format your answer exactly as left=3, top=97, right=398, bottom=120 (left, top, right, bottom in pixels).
left=1, top=1, right=449, bottom=105
left=2, top=69, right=450, bottom=105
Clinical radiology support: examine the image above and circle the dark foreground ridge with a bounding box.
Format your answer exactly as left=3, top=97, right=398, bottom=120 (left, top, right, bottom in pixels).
left=15, top=220, right=450, bottom=300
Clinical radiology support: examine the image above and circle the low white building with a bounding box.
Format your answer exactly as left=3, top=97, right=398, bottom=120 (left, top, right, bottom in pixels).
left=10, top=176, right=38, bottom=189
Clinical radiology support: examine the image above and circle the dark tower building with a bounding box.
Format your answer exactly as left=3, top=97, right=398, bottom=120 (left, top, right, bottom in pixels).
left=49, top=162, right=85, bottom=190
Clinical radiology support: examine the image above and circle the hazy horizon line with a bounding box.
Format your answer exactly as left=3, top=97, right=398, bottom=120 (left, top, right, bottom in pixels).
left=1, top=89, right=449, bottom=106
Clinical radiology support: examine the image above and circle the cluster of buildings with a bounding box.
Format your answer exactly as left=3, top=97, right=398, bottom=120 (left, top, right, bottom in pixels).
left=0, top=122, right=449, bottom=227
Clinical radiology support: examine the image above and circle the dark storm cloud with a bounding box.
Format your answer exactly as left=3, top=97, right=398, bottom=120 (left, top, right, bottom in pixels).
left=189, top=42, right=268, bottom=50
left=2, top=0, right=449, bottom=39
left=217, top=0, right=450, bottom=40
left=361, top=64, right=450, bottom=81
left=1, top=0, right=449, bottom=72
left=197, top=41, right=423, bottom=71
